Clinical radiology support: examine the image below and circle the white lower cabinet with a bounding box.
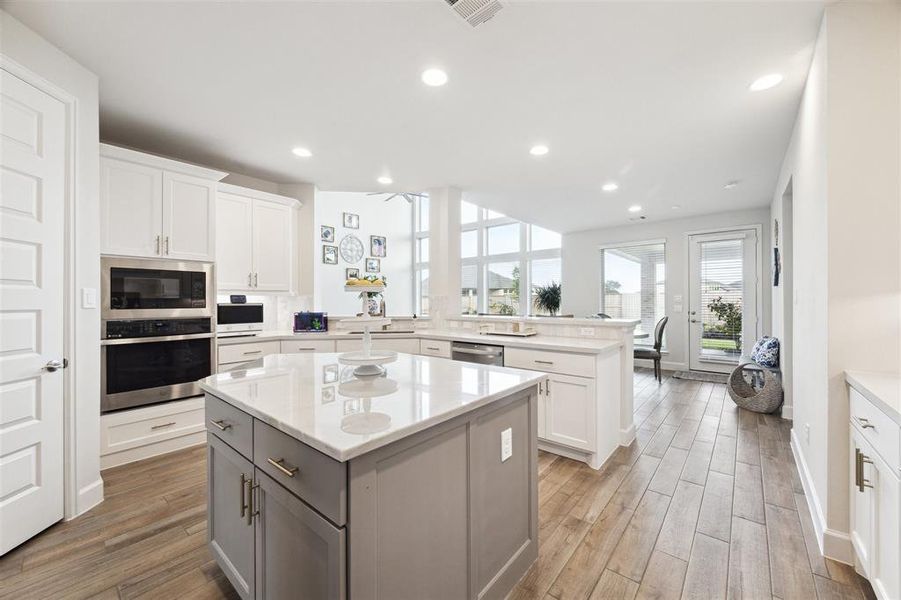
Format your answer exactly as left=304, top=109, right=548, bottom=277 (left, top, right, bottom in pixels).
left=335, top=338, right=420, bottom=355
left=218, top=340, right=281, bottom=370
left=849, top=385, right=900, bottom=600
left=542, top=373, right=596, bottom=452
left=280, top=340, right=336, bottom=354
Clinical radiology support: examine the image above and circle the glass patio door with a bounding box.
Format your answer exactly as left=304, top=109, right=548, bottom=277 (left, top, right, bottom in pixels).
left=688, top=229, right=759, bottom=373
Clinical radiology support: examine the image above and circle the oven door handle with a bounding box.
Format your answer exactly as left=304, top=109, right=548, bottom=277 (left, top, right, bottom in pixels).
left=101, top=332, right=215, bottom=345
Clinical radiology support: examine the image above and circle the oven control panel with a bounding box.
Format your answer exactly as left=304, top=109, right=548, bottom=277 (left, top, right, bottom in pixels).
left=105, top=318, right=212, bottom=339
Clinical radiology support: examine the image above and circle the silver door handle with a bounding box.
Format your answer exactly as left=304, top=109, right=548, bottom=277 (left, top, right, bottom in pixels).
left=253, top=273, right=259, bottom=287
left=150, top=422, right=175, bottom=430
left=242, top=350, right=263, bottom=355
left=534, top=359, right=554, bottom=365
left=164, top=236, right=170, bottom=255
left=546, top=378, right=551, bottom=393
left=857, top=417, right=876, bottom=430
left=248, top=273, right=253, bottom=287
left=209, top=419, right=231, bottom=431
left=44, top=358, right=68, bottom=372
left=155, top=235, right=161, bottom=255
left=690, top=319, right=699, bottom=323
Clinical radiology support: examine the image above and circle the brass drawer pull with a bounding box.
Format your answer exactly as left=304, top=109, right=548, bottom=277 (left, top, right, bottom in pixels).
left=209, top=419, right=231, bottom=431
left=267, top=457, right=299, bottom=478
left=426, top=346, right=440, bottom=351
left=240, top=473, right=249, bottom=518
left=243, top=350, right=263, bottom=355
left=151, top=422, right=175, bottom=430
left=534, top=360, right=554, bottom=365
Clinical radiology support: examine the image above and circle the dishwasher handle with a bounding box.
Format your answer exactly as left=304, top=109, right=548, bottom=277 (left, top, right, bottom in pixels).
left=452, top=347, right=503, bottom=357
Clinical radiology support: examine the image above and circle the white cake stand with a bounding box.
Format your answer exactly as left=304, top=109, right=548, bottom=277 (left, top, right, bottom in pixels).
left=339, top=285, right=394, bottom=377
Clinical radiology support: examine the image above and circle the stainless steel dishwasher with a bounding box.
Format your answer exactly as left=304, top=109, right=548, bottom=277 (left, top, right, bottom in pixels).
left=451, top=341, right=504, bottom=366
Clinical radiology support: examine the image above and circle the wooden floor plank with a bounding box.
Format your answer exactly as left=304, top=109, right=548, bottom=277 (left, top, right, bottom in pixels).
left=647, top=446, right=689, bottom=497
left=654, top=480, right=705, bottom=561
left=765, top=503, right=818, bottom=599
left=588, top=569, right=640, bottom=600
left=695, top=471, right=734, bottom=543
left=634, top=550, right=688, bottom=600
left=727, top=516, right=772, bottom=600
left=679, top=440, right=714, bottom=486
left=732, top=462, right=766, bottom=524
left=681, top=532, right=729, bottom=600
left=709, top=433, right=737, bottom=476
left=606, top=491, right=671, bottom=582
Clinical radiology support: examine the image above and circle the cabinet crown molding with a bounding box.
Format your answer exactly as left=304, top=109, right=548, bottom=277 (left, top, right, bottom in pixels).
left=100, top=143, right=228, bottom=181
left=218, top=182, right=302, bottom=208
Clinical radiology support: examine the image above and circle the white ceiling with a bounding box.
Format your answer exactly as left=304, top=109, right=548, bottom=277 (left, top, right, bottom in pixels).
left=2, top=1, right=824, bottom=233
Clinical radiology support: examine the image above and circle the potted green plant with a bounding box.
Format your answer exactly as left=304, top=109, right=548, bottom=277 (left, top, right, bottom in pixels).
left=532, top=282, right=562, bottom=316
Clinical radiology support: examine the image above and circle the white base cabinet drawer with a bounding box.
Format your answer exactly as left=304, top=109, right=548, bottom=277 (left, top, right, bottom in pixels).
left=100, top=397, right=205, bottom=468
left=504, top=347, right=596, bottom=378
left=419, top=339, right=452, bottom=358
left=335, top=338, right=420, bottom=355
left=850, top=388, right=900, bottom=473
left=281, top=340, right=336, bottom=354
left=218, top=340, right=281, bottom=365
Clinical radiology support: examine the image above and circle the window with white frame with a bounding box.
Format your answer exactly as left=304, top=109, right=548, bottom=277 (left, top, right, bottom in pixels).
left=600, top=241, right=665, bottom=347
left=413, top=196, right=429, bottom=315
left=460, top=201, right=562, bottom=315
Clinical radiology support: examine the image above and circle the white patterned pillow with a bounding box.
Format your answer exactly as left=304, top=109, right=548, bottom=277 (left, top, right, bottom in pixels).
left=750, top=336, right=780, bottom=368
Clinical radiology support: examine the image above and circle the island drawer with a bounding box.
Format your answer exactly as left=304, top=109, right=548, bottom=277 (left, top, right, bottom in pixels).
left=218, top=340, right=280, bottom=366
left=850, top=387, right=900, bottom=472
left=206, top=395, right=254, bottom=458
left=253, top=420, right=347, bottom=526
left=504, top=347, right=595, bottom=378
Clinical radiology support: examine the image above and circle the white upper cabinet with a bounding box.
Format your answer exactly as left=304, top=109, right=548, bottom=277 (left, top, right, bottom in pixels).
left=162, top=172, right=217, bottom=261
left=216, top=183, right=299, bottom=293
left=100, top=158, right=163, bottom=257
left=216, top=193, right=254, bottom=290
left=100, top=144, right=226, bottom=260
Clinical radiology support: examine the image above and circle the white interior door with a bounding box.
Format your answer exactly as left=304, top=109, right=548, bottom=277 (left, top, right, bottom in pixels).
left=0, top=69, right=67, bottom=555
left=688, top=229, right=758, bottom=373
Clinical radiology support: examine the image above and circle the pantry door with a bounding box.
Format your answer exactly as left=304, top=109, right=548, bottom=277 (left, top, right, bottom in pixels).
left=0, top=68, right=67, bottom=555
left=688, top=229, right=759, bottom=373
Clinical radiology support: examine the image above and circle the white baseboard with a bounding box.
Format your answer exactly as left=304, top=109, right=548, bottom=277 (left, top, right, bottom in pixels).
left=790, top=429, right=855, bottom=564
left=620, top=424, right=636, bottom=446
left=70, top=477, right=104, bottom=519
left=781, top=404, right=793, bottom=420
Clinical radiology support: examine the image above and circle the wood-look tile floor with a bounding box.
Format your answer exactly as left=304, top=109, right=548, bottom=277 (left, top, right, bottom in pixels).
left=0, top=369, right=876, bottom=600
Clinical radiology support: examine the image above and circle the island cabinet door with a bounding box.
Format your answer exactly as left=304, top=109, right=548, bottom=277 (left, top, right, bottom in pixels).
left=543, top=373, right=596, bottom=451
left=253, top=469, right=346, bottom=600
left=207, top=434, right=255, bottom=600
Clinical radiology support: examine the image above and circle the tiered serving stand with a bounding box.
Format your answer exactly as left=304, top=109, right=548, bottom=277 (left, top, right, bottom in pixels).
left=338, top=285, right=395, bottom=377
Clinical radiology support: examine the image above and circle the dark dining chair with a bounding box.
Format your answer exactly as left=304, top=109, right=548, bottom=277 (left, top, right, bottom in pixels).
left=634, top=316, right=669, bottom=382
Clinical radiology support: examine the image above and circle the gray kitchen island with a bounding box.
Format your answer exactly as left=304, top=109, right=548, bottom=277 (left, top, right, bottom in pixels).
left=199, top=352, right=545, bottom=600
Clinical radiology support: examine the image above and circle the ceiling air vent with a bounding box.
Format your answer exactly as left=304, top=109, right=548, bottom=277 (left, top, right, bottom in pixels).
left=445, top=0, right=503, bottom=27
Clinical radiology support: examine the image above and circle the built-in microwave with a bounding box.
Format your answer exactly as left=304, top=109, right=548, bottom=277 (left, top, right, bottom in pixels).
left=217, top=303, right=264, bottom=335
left=101, top=256, right=213, bottom=322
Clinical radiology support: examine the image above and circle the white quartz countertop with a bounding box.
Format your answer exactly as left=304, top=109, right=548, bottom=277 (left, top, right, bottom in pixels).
left=846, top=370, right=901, bottom=424
left=200, top=353, right=546, bottom=462
left=217, top=328, right=623, bottom=355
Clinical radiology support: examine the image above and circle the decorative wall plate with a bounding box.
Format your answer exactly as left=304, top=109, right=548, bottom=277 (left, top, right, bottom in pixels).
left=339, top=234, right=365, bottom=264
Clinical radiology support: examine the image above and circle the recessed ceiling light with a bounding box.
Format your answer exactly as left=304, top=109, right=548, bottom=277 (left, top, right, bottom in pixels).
left=628, top=205, right=642, bottom=213
left=377, top=176, right=393, bottom=185
left=421, top=68, right=448, bottom=87
left=749, top=73, right=783, bottom=92
left=529, top=145, right=549, bottom=156
left=292, top=147, right=312, bottom=158
left=723, top=180, right=740, bottom=190
left=602, top=182, right=619, bottom=192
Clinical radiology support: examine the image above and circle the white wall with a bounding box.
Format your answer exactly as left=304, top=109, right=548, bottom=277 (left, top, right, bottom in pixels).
left=773, top=2, right=900, bottom=561
left=314, top=191, right=413, bottom=316
left=562, top=208, right=772, bottom=371
left=1, top=10, right=103, bottom=517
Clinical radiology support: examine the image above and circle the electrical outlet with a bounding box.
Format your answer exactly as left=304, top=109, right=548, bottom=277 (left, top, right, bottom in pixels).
left=579, top=327, right=596, bottom=337
left=805, top=423, right=810, bottom=444
left=501, top=428, right=512, bottom=462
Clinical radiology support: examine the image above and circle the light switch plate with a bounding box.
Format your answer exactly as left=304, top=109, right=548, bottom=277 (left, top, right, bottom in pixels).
left=501, top=428, right=512, bottom=462
left=82, top=287, right=97, bottom=309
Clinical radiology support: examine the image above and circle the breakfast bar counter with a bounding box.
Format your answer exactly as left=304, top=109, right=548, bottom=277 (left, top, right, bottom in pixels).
left=199, top=353, right=545, bottom=600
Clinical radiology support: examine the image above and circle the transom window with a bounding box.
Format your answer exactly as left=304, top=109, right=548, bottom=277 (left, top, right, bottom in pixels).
left=460, top=201, right=562, bottom=316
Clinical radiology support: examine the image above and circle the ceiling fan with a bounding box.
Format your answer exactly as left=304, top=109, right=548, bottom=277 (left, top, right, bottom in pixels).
left=366, top=191, right=427, bottom=203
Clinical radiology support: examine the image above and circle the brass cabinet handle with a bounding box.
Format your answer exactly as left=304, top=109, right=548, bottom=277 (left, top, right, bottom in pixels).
left=267, top=457, right=299, bottom=478
left=856, top=448, right=875, bottom=492
left=150, top=422, right=175, bottom=430
left=247, top=479, right=256, bottom=526
left=534, top=360, right=554, bottom=365
left=858, top=417, right=876, bottom=430
left=240, top=473, right=248, bottom=518
left=425, top=346, right=440, bottom=351
left=209, top=419, right=231, bottom=431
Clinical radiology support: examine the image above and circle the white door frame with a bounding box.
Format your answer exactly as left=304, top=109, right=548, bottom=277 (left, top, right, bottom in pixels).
left=2, top=55, right=81, bottom=520
left=683, top=224, right=763, bottom=372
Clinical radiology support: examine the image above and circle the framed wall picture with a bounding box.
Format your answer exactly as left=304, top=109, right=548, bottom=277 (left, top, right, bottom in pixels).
left=365, top=258, right=380, bottom=273
left=346, top=268, right=360, bottom=280
left=322, top=245, right=338, bottom=265
left=321, top=225, right=335, bottom=242
left=370, top=235, right=386, bottom=257
left=343, top=212, right=359, bottom=229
